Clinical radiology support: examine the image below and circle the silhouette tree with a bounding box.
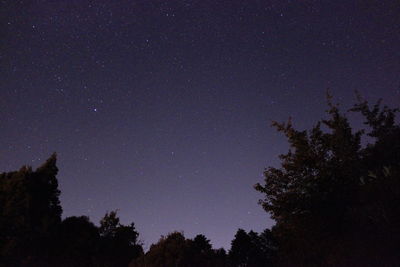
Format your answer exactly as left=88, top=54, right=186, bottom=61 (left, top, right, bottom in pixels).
left=229, top=229, right=276, bottom=267
left=229, top=229, right=252, bottom=266
left=348, top=98, right=400, bottom=265
left=0, top=155, right=145, bottom=266
left=255, top=95, right=400, bottom=266
left=98, top=210, right=143, bottom=267
left=212, top=248, right=229, bottom=267
left=99, top=210, right=121, bottom=237
left=180, top=234, right=215, bottom=267
left=131, top=231, right=187, bottom=267
left=131, top=232, right=228, bottom=267
left=52, top=216, right=100, bottom=267
left=192, top=234, right=212, bottom=253
left=257, top=229, right=277, bottom=264
left=0, top=153, right=62, bottom=266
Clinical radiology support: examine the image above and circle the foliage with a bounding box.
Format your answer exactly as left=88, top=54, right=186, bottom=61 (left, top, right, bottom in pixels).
left=52, top=216, right=100, bottom=267
left=0, top=155, right=143, bottom=267
left=130, top=232, right=229, bottom=267
left=0, top=153, right=62, bottom=266
left=255, top=95, right=400, bottom=266
left=131, top=232, right=187, bottom=267
left=97, top=210, right=143, bottom=267
left=229, top=229, right=276, bottom=267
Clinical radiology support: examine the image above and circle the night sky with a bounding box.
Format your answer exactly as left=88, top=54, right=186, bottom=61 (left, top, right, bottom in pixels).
left=1, top=0, right=399, bottom=250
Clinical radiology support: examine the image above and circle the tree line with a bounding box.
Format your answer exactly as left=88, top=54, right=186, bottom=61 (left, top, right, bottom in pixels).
left=1, top=94, right=399, bottom=266
left=0, top=154, right=276, bottom=266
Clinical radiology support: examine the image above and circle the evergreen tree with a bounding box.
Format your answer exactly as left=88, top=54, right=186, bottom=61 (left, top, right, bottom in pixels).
left=229, top=229, right=275, bottom=267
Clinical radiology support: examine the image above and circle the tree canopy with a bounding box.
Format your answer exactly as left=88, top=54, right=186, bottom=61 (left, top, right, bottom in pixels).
left=255, top=95, right=400, bottom=266
left=0, top=153, right=62, bottom=266
left=0, top=155, right=143, bottom=267
left=130, top=232, right=232, bottom=267
left=229, top=228, right=276, bottom=267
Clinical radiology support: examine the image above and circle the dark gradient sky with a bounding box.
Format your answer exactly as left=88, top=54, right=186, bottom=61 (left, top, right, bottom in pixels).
left=1, top=0, right=399, bottom=250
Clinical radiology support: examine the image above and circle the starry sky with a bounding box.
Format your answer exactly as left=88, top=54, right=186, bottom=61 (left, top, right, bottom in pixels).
left=1, top=0, right=399, bottom=250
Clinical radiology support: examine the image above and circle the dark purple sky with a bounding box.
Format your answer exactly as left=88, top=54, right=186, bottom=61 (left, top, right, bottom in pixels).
left=1, top=0, right=399, bottom=250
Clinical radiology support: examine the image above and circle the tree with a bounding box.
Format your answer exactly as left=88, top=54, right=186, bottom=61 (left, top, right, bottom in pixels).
left=0, top=155, right=144, bottom=266
left=131, top=231, right=187, bottom=267
left=0, top=153, right=62, bottom=266
left=348, top=98, right=400, bottom=265
left=52, top=216, right=100, bottom=267
left=98, top=210, right=143, bottom=267
left=131, top=232, right=228, bottom=267
left=229, top=229, right=252, bottom=266
left=257, top=229, right=277, bottom=263
left=192, top=234, right=212, bottom=253
left=181, top=234, right=215, bottom=267
left=229, top=229, right=276, bottom=267
left=255, top=95, right=400, bottom=266
left=213, top=248, right=229, bottom=267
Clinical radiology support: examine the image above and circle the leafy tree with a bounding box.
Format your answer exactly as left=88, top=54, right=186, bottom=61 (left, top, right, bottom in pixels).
left=213, top=248, right=229, bottom=267
left=255, top=95, right=400, bottom=266
left=180, top=234, right=215, bottom=267
left=348, top=98, right=400, bottom=265
left=97, top=210, right=143, bottom=267
left=0, top=155, right=145, bottom=266
left=229, top=229, right=276, bottom=267
left=52, top=216, right=100, bottom=267
left=131, top=232, right=228, bottom=267
left=0, top=153, right=62, bottom=266
left=99, top=210, right=121, bottom=238
left=131, top=231, right=187, bottom=267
